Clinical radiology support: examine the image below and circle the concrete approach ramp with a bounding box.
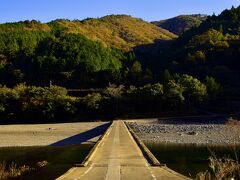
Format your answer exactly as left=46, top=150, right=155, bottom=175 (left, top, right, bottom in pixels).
left=57, top=121, right=189, bottom=180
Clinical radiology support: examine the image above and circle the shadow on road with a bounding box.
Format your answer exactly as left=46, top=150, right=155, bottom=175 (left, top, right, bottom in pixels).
left=50, top=122, right=111, bottom=146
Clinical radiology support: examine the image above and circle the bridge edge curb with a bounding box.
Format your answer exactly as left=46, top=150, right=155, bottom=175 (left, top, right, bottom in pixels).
left=124, top=121, right=165, bottom=167
left=125, top=121, right=192, bottom=180
left=75, top=121, right=113, bottom=167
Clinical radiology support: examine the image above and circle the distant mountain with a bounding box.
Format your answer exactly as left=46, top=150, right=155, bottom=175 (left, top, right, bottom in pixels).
left=48, top=15, right=177, bottom=51
left=152, top=14, right=207, bottom=35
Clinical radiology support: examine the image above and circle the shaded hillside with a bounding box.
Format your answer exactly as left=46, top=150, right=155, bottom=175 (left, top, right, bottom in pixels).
left=152, top=14, right=207, bottom=35
left=166, top=6, right=240, bottom=86
left=48, top=15, right=177, bottom=50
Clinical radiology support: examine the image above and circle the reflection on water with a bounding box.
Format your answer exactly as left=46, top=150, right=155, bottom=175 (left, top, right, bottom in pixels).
left=0, top=145, right=93, bottom=180
left=145, top=142, right=240, bottom=178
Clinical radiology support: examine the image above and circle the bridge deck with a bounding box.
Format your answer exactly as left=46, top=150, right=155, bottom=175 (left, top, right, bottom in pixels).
left=57, top=121, right=188, bottom=180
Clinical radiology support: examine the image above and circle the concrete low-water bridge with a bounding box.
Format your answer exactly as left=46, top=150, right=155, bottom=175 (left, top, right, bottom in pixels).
left=57, top=121, right=189, bottom=180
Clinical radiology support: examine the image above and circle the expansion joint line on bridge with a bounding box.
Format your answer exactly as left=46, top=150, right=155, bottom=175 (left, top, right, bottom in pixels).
left=105, top=121, right=120, bottom=180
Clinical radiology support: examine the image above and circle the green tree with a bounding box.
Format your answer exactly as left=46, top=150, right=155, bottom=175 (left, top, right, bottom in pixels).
left=186, top=51, right=206, bottom=64
left=128, top=83, right=164, bottom=98
left=0, top=86, right=19, bottom=115
left=141, top=68, right=153, bottom=84
left=128, top=60, right=143, bottom=85
left=204, top=76, right=222, bottom=97
left=81, top=93, right=103, bottom=110
left=130, top=61, right=142, bottom=78
left=0, top=54, right=7, bottom=70
left=179, top=74, right=207, bottom=103
left=162, top=69, right=173, bottom=84
left=165, top=80, right=185, bottom=108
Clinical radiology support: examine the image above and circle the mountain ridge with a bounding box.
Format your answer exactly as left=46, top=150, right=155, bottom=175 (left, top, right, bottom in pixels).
left=152, top=14, right=207, bottom=35
left=0, top=15, right=177, bottom=51
left=48, top=15, right=177, bottom=50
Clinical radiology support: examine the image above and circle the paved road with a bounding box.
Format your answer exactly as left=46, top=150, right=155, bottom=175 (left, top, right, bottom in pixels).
left=57, top=121, right=187, bottom=180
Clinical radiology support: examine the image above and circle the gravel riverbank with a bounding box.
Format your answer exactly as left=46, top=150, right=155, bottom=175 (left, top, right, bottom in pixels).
left=128, top=118, right=240, bottom=145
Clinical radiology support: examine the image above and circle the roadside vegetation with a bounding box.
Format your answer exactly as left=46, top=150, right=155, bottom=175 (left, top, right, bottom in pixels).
left=196, top=117, right=240, bottom=179
left=0, top=162, right=32, bottom=179
left=196, top=156, right=240, bottom=180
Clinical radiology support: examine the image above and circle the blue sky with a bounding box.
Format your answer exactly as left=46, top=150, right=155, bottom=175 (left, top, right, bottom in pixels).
left=0, top=0, right=239, bottom=23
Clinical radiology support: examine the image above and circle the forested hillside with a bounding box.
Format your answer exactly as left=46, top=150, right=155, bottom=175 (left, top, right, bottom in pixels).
left=0, top=6, right=240, bottom=121
left=152, top=14, right=207, bottom=35
left=166, top=6, right=240, bottom=87
left=0, top=22, right=128, bottom=87
left=0, top=7, right=239, bottom=89
left=49, top=15, right=177, bottom=50
left=0, top=16, right=178, bottom=88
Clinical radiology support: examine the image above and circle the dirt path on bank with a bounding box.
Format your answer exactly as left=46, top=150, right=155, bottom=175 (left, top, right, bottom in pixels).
left=0, top=122, right=109, bottom=147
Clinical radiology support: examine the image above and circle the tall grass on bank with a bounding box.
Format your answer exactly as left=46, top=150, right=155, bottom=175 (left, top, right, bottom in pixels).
left=0, top=161, right=31, bottom=179
left=195, top=155, right=240, bottom=180
left=225, top=117, right=240, bottom=126
left=196, top=119, right=240, bottom=180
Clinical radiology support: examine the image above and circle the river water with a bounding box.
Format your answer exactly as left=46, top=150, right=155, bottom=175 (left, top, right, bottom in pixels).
left=146, top=142, right=240, bottom=178
left=0, top=144, right=93, bottom=179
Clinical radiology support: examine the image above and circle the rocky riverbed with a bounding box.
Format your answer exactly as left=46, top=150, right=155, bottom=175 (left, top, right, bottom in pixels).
left=128, top=118, right=240, bottom=145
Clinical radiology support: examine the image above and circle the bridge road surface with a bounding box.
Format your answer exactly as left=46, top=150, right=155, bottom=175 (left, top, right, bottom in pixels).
left=57, top=121, right=187, bottom=180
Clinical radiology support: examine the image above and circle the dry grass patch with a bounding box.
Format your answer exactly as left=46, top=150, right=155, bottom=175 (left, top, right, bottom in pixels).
left=225, top=117, right=240, bottom=126
left=196, top=155, right=240, bottom=180
left=0, top=162, right=32, bottom=179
